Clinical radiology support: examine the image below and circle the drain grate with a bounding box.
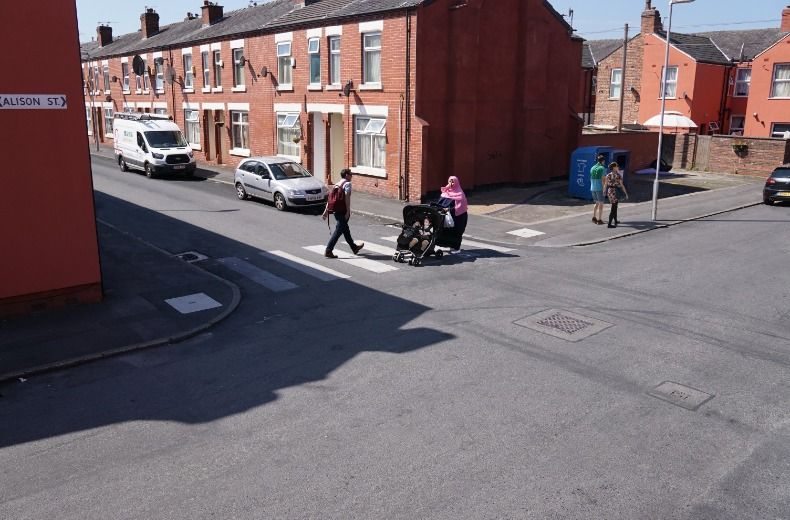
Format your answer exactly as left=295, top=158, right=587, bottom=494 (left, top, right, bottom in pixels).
left=536, top=313, right=593, bottom=335
left=174, top=251, right=208, bottom=263
left=648, top=381, right=714, bottom=411
left=514, top=309, right=613, bottom=342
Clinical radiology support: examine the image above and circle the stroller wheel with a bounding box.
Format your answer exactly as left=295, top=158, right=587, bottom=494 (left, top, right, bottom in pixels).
left=413, top=258, right=421, bottom=267
left=408, top=258, right=414, bottom=266
left=435, top=250, right=444, bottom=258
left=393, top=253, right=399, bottom=262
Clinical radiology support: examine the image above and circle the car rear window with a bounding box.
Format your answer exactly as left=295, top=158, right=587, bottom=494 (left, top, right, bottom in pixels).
left=771, top=168, right=790, bottom=177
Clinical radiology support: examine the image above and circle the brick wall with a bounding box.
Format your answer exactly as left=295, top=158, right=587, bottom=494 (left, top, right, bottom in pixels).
left=579, top=131, right=658, bottom=170
left=706, top=135, right=790, bottom=176
left=594, top=35, right=642, bottom=127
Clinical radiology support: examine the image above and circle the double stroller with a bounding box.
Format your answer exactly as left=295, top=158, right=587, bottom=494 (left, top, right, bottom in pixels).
left=392, top=199, right=465, bottom=266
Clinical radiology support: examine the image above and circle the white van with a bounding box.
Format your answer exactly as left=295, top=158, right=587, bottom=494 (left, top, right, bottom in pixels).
left=113, top=113, right=196, bottom=177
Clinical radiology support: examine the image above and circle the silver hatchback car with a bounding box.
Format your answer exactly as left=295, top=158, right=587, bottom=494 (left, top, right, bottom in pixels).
left=234, top=156, right=327, bottom=210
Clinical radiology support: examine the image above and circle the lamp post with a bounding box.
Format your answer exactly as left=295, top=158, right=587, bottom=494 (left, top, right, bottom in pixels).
left=651, top=0, right=695, bottom=221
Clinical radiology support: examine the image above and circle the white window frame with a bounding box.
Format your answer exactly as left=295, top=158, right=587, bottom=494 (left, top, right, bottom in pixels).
left=362, top=32, right=381, bottom=86
left=609, top=68, right=622, bottom=99
left=201, top=51, right=210, bottom=91
left=660, top=66, right=678, bottom=99
left=230, top=110, right=250, bottom=155
left=771, top=122, right=790, bottom=138
left=103, top=64, right=110, bottom=93
left=142, top=58, right=150, bottom=92
left=213, top=50, right=223, bottom=90
left=183, top=54, right=194, bottom=90
left=86, top=106, right=93, bottom=136
left=184, top=109, right=201, bottom=148
left=276, top=112, right=301, bottom=159
left=734, top=68, right=750, bottom=97
left=354, top=115, right=386, bottom=170
left=329, top=36, right=341, bottom=87
left=308, top=37, right=321, bottom=87
left=232, top=48, right=246, bottom=91
left=103, top=107, right=114, bottom=137
left=154, top=58, right=164, bottom=92
left=277, top=41, right=292, bottom=89
left=729, top=115, right=745, bottom=135
left=770, top=64, right=790, bottom=99
left=121, top=62, right=130, bottom=93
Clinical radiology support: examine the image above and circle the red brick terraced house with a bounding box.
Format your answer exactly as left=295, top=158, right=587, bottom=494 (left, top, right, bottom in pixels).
left=579, top=39, right=622, bottom=126
left=81, top=0, right=584, bottom=201
left=586, top=1, right=790, bottom=137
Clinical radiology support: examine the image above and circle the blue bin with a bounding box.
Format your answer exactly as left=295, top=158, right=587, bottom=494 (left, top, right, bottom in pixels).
left=568, top=146, right=630, bottom=200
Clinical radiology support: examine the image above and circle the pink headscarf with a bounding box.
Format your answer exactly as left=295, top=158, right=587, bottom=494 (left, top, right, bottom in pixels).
left=440, top=175, right=468, bottom=215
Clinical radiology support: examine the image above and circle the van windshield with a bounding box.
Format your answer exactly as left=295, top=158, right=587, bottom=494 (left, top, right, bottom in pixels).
left=144, top=131, right=187, bottom=148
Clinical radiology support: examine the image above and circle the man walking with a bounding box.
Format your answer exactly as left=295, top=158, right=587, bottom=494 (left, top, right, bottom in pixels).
left=323, top=169, right=364, bottom=258
left=590, top=154, right=606, bottom=225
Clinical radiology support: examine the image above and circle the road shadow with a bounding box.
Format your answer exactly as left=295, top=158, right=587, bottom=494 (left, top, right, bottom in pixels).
left=0, top=193, right=453, bottom=448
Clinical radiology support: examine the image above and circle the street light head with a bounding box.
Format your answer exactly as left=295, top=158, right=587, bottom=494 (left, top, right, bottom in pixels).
left=670, top=0, right=695, bottom=4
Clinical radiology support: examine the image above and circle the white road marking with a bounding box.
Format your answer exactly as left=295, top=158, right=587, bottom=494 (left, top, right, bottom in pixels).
left=304, top=245, right=399, bottom=273
left=507, top=227, right=545, bottom=238
left=337, top=240, right=395, bottom=256
left=165, top=293, right=222, bottom=314
left=261, top=250, right=351, bottom=281
left=217, top=257, right=298, bottom=292
left=381, top=236, right=516, bottom=253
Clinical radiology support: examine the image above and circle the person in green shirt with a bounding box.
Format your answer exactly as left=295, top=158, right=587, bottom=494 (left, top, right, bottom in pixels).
left=590, top=154, right=606, bottom=225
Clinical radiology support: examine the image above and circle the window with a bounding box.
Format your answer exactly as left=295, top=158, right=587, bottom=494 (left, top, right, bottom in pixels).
left=771, top=123, right=790, bottom=138
left=135, top=65, right=142, bottom=91
left=123, top=105, right=134, bottom=113
left=231, top=111, right=249, bottom=150
left=104, top=107, right=114, bottom=136
left=142, top=58, right=150, bottom=91
left=329, top=36, right=341, bottom=86
left=277, top=112, right=300, bottom=157
left=277, top=42, right=292, bottom=86
left=609, top=68, right=622, bottom=99
left=730, top=115, right=745, bottom=135
left=185, top=109, right=200, bottom=145
left=183, top=54, right=194, bottom=89
left=202, top=51, right=210, bottom=87
left=363, top=33, right=381, bottom=84
left=233, top=48, right=245, bottom=87
left=660, top=66, right=678, bottom=99
left=86, top=107, right=93, bottom=135
left=771, top=64, right=790, bottom=98
left=154, top=108, right=167, bottom=115
left=308, top=37, right=320, bottom=85
left=734, top=68, right=751, bottom=97
left=213, top=50, right=222, bottom=88
left=354, top=116, right=386, bottom=168
left=155, top=58, right=164, bottom=91
left=103, top=64, right=110, bottom=92
left=122, top=62, right=130, bottom=92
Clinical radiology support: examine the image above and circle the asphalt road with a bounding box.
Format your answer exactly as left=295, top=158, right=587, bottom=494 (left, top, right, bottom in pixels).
left=1, top=157, right=790, bottom=519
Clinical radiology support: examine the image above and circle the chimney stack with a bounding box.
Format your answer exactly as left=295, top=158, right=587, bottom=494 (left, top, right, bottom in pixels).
left=201, top=1, right=224, bottom=26
left=292, top=0, right=323, bottom=6
left=782, top=5, right=790, bottom=32
left=96, top=24, right=113, bottom=47
left=641, top=0, right=663, bottom=35
left=140, top=8, right=159, bottom=39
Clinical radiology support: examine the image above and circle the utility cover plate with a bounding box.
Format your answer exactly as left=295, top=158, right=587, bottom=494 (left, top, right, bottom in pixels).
left=174, top=251, right=208, bottom=263
left=648, top=381, right=714, bottom=411
left=165, top=293, right=221, bottom=314
left=514, top=309, right=613, bottom=342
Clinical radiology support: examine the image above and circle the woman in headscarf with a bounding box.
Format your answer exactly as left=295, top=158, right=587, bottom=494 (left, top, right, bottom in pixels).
left=439, top=175, right=468, bottom=250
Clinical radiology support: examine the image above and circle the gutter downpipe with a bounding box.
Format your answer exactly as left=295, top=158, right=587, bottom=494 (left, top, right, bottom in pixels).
left=404, top=8, right=412, bottom=202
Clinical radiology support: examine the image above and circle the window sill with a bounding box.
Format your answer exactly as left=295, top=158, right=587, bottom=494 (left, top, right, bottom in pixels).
left=202, top=87, right=211, bottom=93
left=143, top=90, right=150, bottom=95
left=768, top=97, right=790, bottom=100
left=359, top=83, right=383, bottom=91
left=189, top=143, right=202, bottom=150
left=230, top=148, right=251, bottom=157
left=104, top=90, right=111, bottom=95
left=326, top=85, right=341, bottom=91
left=352, top=165, right=386, bottom=178
left=184, top=88, right=195, bottom=94
left=212, top=87, right=223, bottom=93
left=277, top=153, right=300, bottom=162
left=307, top=84, right=323, bottom=91
left=231, top=86, right=247, bottom=92
left=104, top=134, right=114, bottom=139
left=156, top=89, right=165, bottom=95
left=277, top=85, right=294, bottom=92
left=607, top=97, right=621, bottom=100
left=135, top=90, right=142, bottom=94
left=122, top=90, right=131, bottom=95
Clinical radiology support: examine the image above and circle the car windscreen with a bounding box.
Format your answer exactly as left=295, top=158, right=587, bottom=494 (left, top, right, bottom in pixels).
left=269, top=162, right=311, bottom=180
left=144, top=130, right=188, bottom=148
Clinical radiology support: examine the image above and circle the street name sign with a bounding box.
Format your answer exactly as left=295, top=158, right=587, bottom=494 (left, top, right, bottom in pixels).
left=0, top=94, right=68, bottom=109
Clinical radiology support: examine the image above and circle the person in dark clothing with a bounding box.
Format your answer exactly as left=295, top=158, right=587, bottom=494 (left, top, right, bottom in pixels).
left=604, top=162, right=628, bottom=228
left=438, top=175, right=468, bottom=250
left=322, top=169, right=364, bottom=258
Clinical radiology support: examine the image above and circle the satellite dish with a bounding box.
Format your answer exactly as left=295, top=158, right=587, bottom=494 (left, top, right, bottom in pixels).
left=260, top=66, right=268, bottom=77
left=166, top=66, right=176, bottom=85
left=238, top=55, right=246, bottom=67
left=132, top=55, right=145, bottom=75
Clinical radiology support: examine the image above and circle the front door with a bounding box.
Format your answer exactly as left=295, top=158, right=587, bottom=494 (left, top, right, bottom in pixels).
left=329, top=113, right=344, bottom=183
left=311, top=113, right=326, bottom=181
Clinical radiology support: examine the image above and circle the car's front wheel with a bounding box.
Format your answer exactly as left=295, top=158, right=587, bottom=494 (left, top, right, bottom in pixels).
left=144, top=163, right=154, bottom=178
left=119, top=156, right=128, bottom=172
left=236, top=183, right=248, bottom=200
left=274, top=192, right=287, bottom=211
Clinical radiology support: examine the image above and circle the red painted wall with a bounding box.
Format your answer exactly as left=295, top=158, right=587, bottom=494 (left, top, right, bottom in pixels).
left=415, top=0, right=581, bottom=192
left=689, top=63, right=728, bottom=132
left=745, top=35, right=790, bottom=137
left=639, top=34, right=697, bottom=126
left=0, top=1, right=101, bottom=313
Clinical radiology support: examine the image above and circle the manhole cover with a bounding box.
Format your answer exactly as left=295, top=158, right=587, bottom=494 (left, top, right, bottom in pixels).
left=514, top=309, right=613, bottom=342
left=648, top=381, right=714, bottom=411
left=174, top=251, right=208, bottom=263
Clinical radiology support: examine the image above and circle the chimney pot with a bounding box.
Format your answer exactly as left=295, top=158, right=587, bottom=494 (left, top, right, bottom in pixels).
left=782, top=6, right=790, bottom=32
left=140, top=8, right=160, bottom=38
left=96, top=24, right=113, bottom=47
left=201, top=1, right=224, bottom=26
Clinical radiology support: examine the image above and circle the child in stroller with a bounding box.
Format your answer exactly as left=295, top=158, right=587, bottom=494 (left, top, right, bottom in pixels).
left=393, top=204, right=446, bottom=266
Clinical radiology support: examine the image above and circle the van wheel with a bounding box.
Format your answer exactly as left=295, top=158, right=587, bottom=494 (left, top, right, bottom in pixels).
left=144, top=163, right=154, bottom=178
left=274, top=192, right=287, bottom=211
left=235, top=183, right=249, bottom=200
left=119, top=156, right=128, bottom=172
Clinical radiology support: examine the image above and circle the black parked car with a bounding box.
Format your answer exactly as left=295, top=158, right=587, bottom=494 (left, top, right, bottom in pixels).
left=764, top=167, right=790, bottom=205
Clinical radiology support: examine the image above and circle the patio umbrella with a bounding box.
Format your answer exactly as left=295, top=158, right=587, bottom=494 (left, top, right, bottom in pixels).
left=643, top=111, right=698, bottom=131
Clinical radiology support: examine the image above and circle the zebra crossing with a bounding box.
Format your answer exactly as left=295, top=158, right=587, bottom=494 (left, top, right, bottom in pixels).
left=210, top=236, right=517, bottom=293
